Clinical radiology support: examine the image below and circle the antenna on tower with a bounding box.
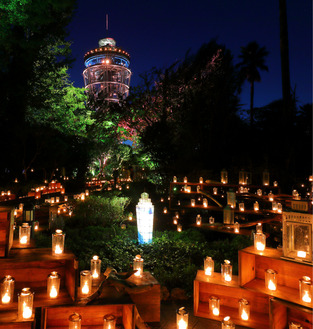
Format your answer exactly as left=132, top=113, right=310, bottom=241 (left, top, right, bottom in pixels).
left=106, top=14, right=109, bottom=33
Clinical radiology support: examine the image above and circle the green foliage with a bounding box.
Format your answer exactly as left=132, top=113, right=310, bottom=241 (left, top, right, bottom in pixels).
left=66, top=195, right=130, bottom=228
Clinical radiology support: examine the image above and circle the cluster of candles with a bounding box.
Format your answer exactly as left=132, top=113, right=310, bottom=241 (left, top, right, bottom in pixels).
left=80, top=255, right=102, bottom=295
left=204, top=257, right=232, bottom=283
left=68, top=312, right=116, bottom=329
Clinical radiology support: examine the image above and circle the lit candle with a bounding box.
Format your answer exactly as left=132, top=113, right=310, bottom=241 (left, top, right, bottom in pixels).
left=55, top=245, right=62, bottom=254
left=103, top=314, right=116, bottom=329
left=20, top=236, right=27, bottom=244
left=68, top=312, right=82, bottom=329
left=80, top=270, right=91, bottom=295
left=163, top=207, right=167, bottom=214
left=1, top=275, right=15, bottom=304
left=47, top=271, right=60, bottom=298
left=203, top=198, right=208, bottom=207
left=209, top=296, right=220, bottom=316
left=18, top=288, right=33, bottom=320
left=52, top=229, right=65, bottom=255
left=222, top=316, right=235, bottom=329
left=299, top=276, right=312, bottom=303
left=82, top=281, right=89, bottom=294
left=50, top=286, right=58, bottom=298
left=254, top=232, right=266, bottom=251
left=239, top=203, right=245, bottom=212
left=234, top=222, right=240, bottom=233
left=183, top=177, right=188, bottom=184
left=209, top=216, right=214, bottom=224
left=213, top=187, right=217, bottom=195
left=173, top=218, right=178, bottom=225
left=176, top=307, right=188, bottom=329
left=91, top=255, right=101, bottom=280
left=199, top=177, right=203, bottom=184
left=265, top=269, right=277, bottom=291
left=133, top=255, right=144, bottom=277
left=2, top=293, right=10, bottom=304
left=177, top=224, right=182, bottom=232
left=239, top=298, right=250, bottom=321
left=204, top=256, right=214, bottom=276
left=19, top=223, right=31, bottom=245
left=173, top=176, right=177, bottom=183
left=23, top=304, right=32, bottom=319
left=221, top=260, right=232, bottom=283
left=254, top=201, right=259, bottom=211
left=297, top=251, right=306, bottom=258
left=196, top=214, right=201, bottom=226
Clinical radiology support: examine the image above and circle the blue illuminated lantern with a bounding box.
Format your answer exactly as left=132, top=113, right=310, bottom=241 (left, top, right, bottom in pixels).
left=136, top=192, right=154, bottom=244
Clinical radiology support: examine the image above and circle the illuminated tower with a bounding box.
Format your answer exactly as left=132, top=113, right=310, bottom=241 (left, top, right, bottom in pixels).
left=83, top=37, right=131, bottom=106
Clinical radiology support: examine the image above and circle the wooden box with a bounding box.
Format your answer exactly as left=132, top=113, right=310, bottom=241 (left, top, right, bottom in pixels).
left=0, top=206, right=14, bottom=257
left=0, top=248, right=77, bottom=313
left=270, top=298, right=313, bottom=329
left=127, top=272, right=160, bottom=323
left=194, top=270, right=269, bottom=329
left=239, top=246, right=313, bottom=308
left=0, top=309, right=35, bottom=328
left=42, top=304, right=135, bottom=329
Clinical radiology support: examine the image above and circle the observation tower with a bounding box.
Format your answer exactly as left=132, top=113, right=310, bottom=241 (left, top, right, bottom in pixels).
left=83, top=37, right=131, bottom=105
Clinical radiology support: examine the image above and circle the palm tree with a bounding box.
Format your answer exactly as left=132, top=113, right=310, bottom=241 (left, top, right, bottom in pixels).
left=237, top=42, right=269, bottom=126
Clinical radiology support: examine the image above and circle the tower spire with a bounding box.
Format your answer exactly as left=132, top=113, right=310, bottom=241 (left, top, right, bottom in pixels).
left=106, top=14, right=109, bottom=34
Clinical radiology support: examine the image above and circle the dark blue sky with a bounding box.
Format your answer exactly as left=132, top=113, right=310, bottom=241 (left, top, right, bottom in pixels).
left=67, top=0, right=312, bottom=109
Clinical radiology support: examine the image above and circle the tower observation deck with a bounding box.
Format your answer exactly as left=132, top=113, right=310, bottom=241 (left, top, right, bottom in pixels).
left=83, top=37, right=131, bottom=105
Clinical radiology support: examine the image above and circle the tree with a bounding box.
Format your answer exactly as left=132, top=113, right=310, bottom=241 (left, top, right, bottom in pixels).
left=237, top=41, right=269, bottom=127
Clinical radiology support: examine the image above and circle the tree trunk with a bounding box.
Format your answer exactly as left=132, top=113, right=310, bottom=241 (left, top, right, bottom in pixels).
left=250, top=81, right=254, bottom=127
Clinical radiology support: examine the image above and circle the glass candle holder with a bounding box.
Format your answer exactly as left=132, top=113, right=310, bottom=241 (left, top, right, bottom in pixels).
left=47, top=271, right=60, bottom=299
left=33, top=221, right=39, bottom=231
left=0, top=275, right=15, bottom=304
left=299, top=276, right=312, bottom=303
left=56, top=197, right=60, bottom=203
left=203, top=198, right=208, bottom=207
left=173, top=217, right=178, bottom=225
left=199, top=177, right=203, bottom=184
left=191, top=199, right=195, bottom=207
left=239, top=203, right=245, bottom=212
left=196, top=215, right=202, bottom=226
left=238, top=298, right=250, bottom=321
left=52, top=229, right=65, bottom=255
left=254, top=232, right=266, bottom=251
left=289, top=322, right=303, bottom=329
left=103, top=314, right=116, bottom=329
left=163, top=207, right=167, bottom=214
left=133, top=255, right=144, bottom=277
left=213, top=187, right=218, bottom=195
left=257, top=189, right=262, bottom=196
left=209, top=216, right=215, bottom=224
left=177, top=224, right=182, bottom=232
left=221, top=169, right=228, bottom=184
left=256, top=223, right=263, bottom=233
left=80, top=270, right=92, bottom=295
left=64, top=195, right=68, bottom=202
left=175, top=212, right=179, bottom=219
left=234, top=222, right=240, bottom=233
left=221, top=260, right=232, bottom=282
left=81, top=193, right=85, bottom=201
left=197, top=185, right=200, bottom=193
left=204, top=256, right=214, bottom=276
left=183, top=177, right=188, bottom=184
left=254, top=201, right=259, bottom=211
left=277, top=203, right=282, bottom=213
left=274, top=181, right=278, bottom=187
left=272, top=202, right=278, bottom=211
left=209, top=296, right=220, bottom=316
left=173, top=176, right=177, bottom=183
left=91, top=255, right=101, bottom=280
left=265, top=269, right=277, bottom=291
left=19, top=223, right=31, bottom=245
left=268, top=191, right=274, bottom=202
left=222, top=316, right=235, bottom=329
left=18, top=287, right=34, bottom=320
left=227, top=190, right=236, bottom=208
left=69, top=312, right=82, bottom=329
left=176, top=307, right=188, bottom=329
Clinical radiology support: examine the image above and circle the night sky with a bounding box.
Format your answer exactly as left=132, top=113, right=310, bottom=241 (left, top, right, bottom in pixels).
left=67, top=0, right=312, bottom=110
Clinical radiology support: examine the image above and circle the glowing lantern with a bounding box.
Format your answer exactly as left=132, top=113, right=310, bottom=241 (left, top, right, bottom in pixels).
left=213, top=187, right=218, bottom=195
left=196, top=214, right=202, bottom=226
left=223, top=205, right=234, bottom=225
left=203, top=198, right=208, bottom=208
left=185, top=186, right=191, bottom=193
left=238, top=298, right=250, bottom=321
left=91, top=255, right=101, bottom=281
left=257, top=189, right=262, bottom=196
left=18, top=288, right=34, bottom=320
left=177, top=200, right=181, bottom=206
left=160, top=197, right=164, bottom=202
left=263, top=170, right=270, bottom=186
left=103, top=314, right=116, bottom=329
left=33, top=221, right=39, bottom=231
left=163, top=207, right=168, bottom=214
left=227, top=189, right=236, bottom=208
left=277, top=203, right=282, bottom=213
left=85, top=189, right=89, bottom=196
left=133, top=255, right=144, bottom=277
left=222, top=316, right=235, bottom=329
left=52, top=229, right=65, bottom=255
left=289, top=322, right=303, bottom=329
left=80, top=270, right=91, bottom=295
left=69, top=312, right=82, bottom=329
left=254, top=233, right=266, bottom=251
left=175, top=211, right=179, bottom=219
left=176, top=307, right=188, bottom=329
left=221, top=260, right=232, bottom=282
left=272, top=202, right=278, bottom=212
left=209, top=216, right=215, bottom=224
left=177, top=224, right=182, bottom=232
left=268, top=191, right=274, bottom=202
left=273, top=181, right=278, bottom=187
left=56, top=197, right=60, bottom=203
left=0, top=275, right=14, bottom=304
left=173, top=217, right=178, bottom=225
left=47, top=271, right=60, bottom=299
left=234, top=222, right=240, bottom=233
left=199, top=177, right=203, bottom=184
left=191, top=199, right=196, bottom=207
left=204, top=256, right=214, bottom=276
left=265, top=269, right=277, bottom=291
left=128, top=213, right=133, bottom=221
left=254, top=201, right=259, bottom=211
left=81, top=193, right=85, bottom=201
left=19, top=223, right=31, bottom=245
left=299, top=276, right=312, bottom=303
left=173, top=176, right=177, bottom=183
left=64, top=195, right=68, bottom=202
left=209, top=296, right=220, bottom=316
left=136, top=192, right=154, bottom=244
left=183, top=177, right=188, bottom=184
left=196, top=185, right=200, bottom=193
left=256, top=223, right=263, bottom=233
left=239, top=202, right=245, bottom=212
left=221, top=169, right=228, bottom=184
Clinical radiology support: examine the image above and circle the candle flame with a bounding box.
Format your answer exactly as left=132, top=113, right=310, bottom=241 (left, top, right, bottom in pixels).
left=23, top=303, right=32, bottom=319
left=92, top=271, right=99, bottom=279
left=135, top=268, right=142, bottom=277
left=268, top=279, right=276, bottom=291
left=20, top=236, right=28, bottom=244
left=2, top=293, right=10, bottom=304
left=82, top=281, right=89, bottom=294
left=54, top=244, right=62, bottom=254
left=256, top=241, right=265, bottom=251
left=241, top=309, right=249, bottom=320
left=224, top=274, right=232, bottom=282
left=205, top=268, right=213, bottom=276
left=297, top=251, right=306, bottom=258
left=49, top=286, right=58, bottom=298
left=178, top=318, right=187, bottom=329
left=212, top=307, right=219, bottom=316
left=302, top=290, right=311, bottom=303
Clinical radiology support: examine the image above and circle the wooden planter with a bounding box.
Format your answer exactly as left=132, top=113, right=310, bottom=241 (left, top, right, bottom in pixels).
left=194, top=270, right=269, bottom=329
left=41, top=304, right=135, bottom=329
